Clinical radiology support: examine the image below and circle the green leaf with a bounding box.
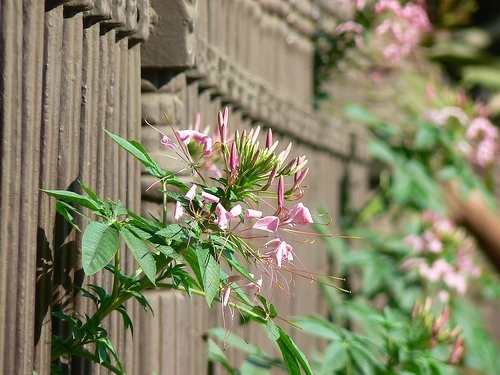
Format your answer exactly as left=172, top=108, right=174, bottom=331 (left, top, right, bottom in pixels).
left=414, top=124, right=438, bottom=149
left=345, top=104, right=378, bottom=124
left=437, top=166, right=458, bottom=180
left=113, top=200, right=127, bottom=218
left=105, top=130, right=162, bottom=177
left=368, top=140, right=395, bottom=164
left=462, top=65, right=500, bottom=90
left=78, top=181, right=100, bottom=202
left=321, top=342, right=348, bottom=373
left=82, top=222, right=120, bottom=275
left=116, top=305, right=134, bottom=336
left=275, top=326, right=314, bottom=375
left=55, top=201, right=81, bottom=231
left=293, top=315, right=342, bottom=341
left=265, top=320, right=280, bottom=341
left=120, top=226, right=157, bottom=284
left=207, top=338, right=238, bottom=375
left=42, top=189, right=102, bottom=212
left=196, top=243, right=221, bottom=306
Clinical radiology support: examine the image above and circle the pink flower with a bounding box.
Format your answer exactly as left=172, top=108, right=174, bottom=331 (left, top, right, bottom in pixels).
left=244, top=209, right=262, bottom=219
left=422, top=231, right=443, bottom=253
left=404, top=234, right=425, bottom=252
left=443, top=271, right=467, bottom=294
left=174, top=201, right=185, bottom=220
left=336, top=21, right=364, bottom=35
left=185, top=184, right=197, bottom=201
left=228, top=142, right=239, bottom=172
left=262, top=239, right=293, bottom=268
left=467, top=118, right=498, bottom=140
left=217, top=107, right=229, bottom=144
left=176, top=129, right=213, bottom=156
left=215, top=203, right=242, bottom=230
left=423, top=107, right=468, bottom=127
left=420, top=259, right=454, bottom=282
left=161, top=135, right=175, bottom=150
left=201, top=191, right=219, bottom=204
left=253, top=216, right=280, bottom=232
left=244, top=273, right=262, bottom=293
left=284, top=203, right=313, bottom=226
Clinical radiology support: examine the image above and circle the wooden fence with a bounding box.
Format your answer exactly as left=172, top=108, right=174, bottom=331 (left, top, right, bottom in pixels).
left=0, top=1, right=370, bottom=374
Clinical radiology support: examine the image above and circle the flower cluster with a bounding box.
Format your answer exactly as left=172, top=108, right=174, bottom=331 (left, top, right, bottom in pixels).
left=153, top=108, right=318, bottom=304
left=333, top=0, right=431, bottom=68
left=423, top=105, right=499, bottom=168
left=402, top=211, right=481, bottom=300
left=465, top=117, right=499, bottom=167
left=373, top=0, right=431, bottom=66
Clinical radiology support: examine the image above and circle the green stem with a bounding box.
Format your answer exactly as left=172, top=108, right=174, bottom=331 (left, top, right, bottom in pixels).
left=51, top=257, right=172, bottom=362
left=162, top=180, right=168, bottom=228
left=112, top=248, right=121, bottom=299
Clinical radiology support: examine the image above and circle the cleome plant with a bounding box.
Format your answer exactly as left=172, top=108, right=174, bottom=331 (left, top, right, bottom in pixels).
left=44, top=108, right=336, bottom=375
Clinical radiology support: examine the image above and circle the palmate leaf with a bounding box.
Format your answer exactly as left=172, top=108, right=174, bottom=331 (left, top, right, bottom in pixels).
left=120, top=226, right=157, bottom=284
left=82, top=222, right=120, bottom=275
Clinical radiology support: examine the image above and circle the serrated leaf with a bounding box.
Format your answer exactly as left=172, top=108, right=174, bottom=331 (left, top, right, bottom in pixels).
left=113, top=200, right=127, bottom=218
left=120, top=226, right=156, bottom=284
left=82, top=222, right=120, bottom=275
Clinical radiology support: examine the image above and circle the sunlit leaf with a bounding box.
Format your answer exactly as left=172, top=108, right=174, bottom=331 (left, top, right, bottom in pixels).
left=120, top=226, right=156, bottom=284
left=82, top=222, right=120, bottom=275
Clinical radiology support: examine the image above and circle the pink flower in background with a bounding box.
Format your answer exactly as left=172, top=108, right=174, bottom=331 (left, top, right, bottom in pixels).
left=420, top=259, right=454, bottom=282
left=467, top=117, right=498, bottom=140
left=466, top=117, right=499, bottom=166
left=336, top=21, right=364, bottom=35
left=422, top=231, right=443, bottom=253
left=443, top=271, right=467, bottom=294
left=402, top=210, right=481, bottom=295
left=423, top=107, right=468, bottom=127
left=404, top=234, right=425, bottom=252
left=373, top=0, right=431, bottom=66
left=336, top=21, right=364, bottom=47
